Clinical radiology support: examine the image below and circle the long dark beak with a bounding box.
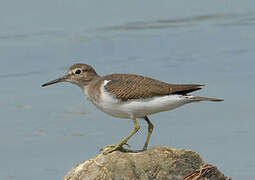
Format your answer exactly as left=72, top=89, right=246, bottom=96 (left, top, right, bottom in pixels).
left=41, top=75, right=67, bottom=87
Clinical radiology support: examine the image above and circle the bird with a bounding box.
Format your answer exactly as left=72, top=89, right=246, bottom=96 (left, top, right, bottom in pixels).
left=42, top=63, right=223, bottom=154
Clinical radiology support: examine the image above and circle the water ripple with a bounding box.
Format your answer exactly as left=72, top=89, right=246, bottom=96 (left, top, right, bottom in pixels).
left=0, top=31, right=68, bottom=41
left=0, top=71, right=45, bottom=79
left=97, top=13, right=255, bottom=32
left=0, top=13, right=254, bottom=42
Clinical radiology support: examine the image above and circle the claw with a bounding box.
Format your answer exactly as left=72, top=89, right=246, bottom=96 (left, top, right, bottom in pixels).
left=124, top=143, right=131, bottom=148
left=100, top=144, right=122, bottom=155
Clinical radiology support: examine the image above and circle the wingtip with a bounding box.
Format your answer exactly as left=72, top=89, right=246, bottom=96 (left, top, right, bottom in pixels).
left=214, top=98, right=224, bottom=102
left=208, top=98, right=224, bottom=102
left=190, top=96, right=224, bottom=102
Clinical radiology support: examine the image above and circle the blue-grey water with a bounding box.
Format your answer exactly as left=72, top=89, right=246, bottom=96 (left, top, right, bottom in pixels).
left=1, top=0, right=255, bottom=179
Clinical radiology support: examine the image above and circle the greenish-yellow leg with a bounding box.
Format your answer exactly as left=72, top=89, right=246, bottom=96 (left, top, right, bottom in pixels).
left=143, top=116, right=154, bottom=150
left=102, top=117, right=140, bottom=154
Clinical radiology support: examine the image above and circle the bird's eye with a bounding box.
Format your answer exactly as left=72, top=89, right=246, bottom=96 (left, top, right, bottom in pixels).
left=75, top=69, right=81, bottom=75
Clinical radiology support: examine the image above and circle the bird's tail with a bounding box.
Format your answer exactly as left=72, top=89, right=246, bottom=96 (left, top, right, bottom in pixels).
left=189, top=96, right=224, bottom=102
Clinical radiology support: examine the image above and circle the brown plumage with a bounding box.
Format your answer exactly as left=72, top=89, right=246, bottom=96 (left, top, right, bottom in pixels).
left=42, top=63, right=224, bottom=154
left=97, top=74, right=204, bottom=101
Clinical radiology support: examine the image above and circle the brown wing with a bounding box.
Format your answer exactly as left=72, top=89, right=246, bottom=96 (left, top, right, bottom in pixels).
left=102, top=74, right=203, bottom=101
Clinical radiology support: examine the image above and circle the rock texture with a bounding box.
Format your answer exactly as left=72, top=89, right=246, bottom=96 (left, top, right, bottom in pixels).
left=63, top=146, right=230, bottom=180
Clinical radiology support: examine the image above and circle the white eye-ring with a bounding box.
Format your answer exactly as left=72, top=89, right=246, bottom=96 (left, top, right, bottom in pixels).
left=74, top=69, right=82, bottom=75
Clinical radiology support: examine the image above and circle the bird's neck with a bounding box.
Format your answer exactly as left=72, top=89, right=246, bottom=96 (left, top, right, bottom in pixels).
left=80, top=75, right=101, bottom=97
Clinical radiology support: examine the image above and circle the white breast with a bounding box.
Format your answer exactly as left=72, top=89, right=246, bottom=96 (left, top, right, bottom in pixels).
left=87, top=80, right=193, bottom=119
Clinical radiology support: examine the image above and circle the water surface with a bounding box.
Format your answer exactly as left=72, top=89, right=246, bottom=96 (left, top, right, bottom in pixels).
left=1, top=0, right=255, bottom=179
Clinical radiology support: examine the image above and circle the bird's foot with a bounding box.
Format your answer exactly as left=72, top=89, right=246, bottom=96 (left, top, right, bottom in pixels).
left=100, top=143, right=125, bottom=155
left=100, top=143, right=144, bottom=155
left=142, top=145, right=148, bottom=151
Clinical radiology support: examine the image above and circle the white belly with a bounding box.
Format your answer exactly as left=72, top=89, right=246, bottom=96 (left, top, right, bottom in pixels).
left=86, top=82, right=192, bottom=119
left=117, top=95, right=190, bottom=118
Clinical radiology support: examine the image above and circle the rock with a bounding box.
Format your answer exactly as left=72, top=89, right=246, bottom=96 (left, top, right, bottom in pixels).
left=63, top=146, right=230, bottom=180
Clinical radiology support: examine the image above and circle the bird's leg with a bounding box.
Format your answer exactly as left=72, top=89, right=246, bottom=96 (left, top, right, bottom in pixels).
left=101, top=117, right=140, bottom=155
left=143, top=116, right=154, bottom=151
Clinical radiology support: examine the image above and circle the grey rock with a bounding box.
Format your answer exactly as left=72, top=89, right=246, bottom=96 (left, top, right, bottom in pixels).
left=63, top=146, right=230, bottom=180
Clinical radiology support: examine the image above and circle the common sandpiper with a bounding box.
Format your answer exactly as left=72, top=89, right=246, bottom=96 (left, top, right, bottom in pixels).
left=42, top=63, right=223, bottom=154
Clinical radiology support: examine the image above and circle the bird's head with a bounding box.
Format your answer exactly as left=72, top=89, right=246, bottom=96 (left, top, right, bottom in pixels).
left=42, top=63, right=99, bottom=88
